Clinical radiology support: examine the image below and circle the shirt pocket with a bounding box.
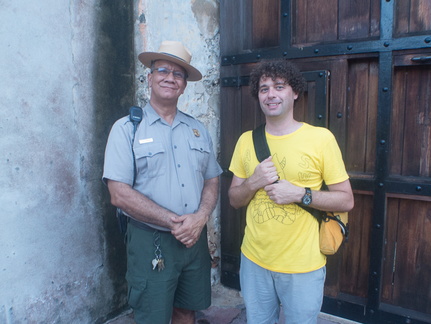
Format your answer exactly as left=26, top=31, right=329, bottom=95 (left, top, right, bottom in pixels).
left=188, top=138, right=210, bottom=173
left=134, top=142, right=166, bottom=178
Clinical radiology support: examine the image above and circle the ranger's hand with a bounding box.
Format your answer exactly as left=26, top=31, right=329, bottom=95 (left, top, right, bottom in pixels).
left=170, top=212, right=207, bottom=248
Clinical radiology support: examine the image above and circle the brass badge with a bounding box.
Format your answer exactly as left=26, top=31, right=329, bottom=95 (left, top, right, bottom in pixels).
left=193, top=129, right=200, bottom=137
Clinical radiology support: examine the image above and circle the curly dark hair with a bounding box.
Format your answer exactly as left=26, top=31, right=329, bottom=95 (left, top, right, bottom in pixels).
left=249, top=59, right=306, bottom=100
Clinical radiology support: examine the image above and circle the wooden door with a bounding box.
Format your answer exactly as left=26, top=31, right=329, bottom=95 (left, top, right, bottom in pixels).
left=219, top=1, right=431, bottom=323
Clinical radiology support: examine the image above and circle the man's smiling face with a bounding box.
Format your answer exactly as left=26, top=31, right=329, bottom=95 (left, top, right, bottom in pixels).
left=258, top=76, right=299, bottom=119
left=148, top=60, right=187, bottom=104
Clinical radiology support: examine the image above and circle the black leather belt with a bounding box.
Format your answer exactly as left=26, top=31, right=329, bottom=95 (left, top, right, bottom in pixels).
left=128, top=218, right=171, bottom=233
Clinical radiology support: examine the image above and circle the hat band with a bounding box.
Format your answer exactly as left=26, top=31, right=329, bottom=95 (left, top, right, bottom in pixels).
left=159, top=52, right=188, bottom=64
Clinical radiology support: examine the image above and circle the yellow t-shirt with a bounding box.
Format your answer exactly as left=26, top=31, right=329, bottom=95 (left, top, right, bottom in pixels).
left=229, top=123, right=349, bottom=273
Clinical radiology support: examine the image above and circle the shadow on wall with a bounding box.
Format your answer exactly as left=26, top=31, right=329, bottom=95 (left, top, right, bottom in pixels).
left=93, top=0, right=135, bottom=322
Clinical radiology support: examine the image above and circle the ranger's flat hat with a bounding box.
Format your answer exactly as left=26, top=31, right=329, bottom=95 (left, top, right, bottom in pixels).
left=138, top=40, right=202, bottom=81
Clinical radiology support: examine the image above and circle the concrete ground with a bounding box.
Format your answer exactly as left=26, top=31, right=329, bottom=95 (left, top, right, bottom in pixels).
left=105, top=284, right=362, bottom=324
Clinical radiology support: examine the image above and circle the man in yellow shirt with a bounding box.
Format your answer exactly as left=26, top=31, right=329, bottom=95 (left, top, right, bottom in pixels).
left=228, top=59, right=354, bottom=324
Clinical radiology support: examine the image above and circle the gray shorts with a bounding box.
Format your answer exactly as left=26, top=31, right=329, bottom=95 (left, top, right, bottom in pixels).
left=126, top=222, right=211, bottom=324
left=240, top=253, right=325, bottom=324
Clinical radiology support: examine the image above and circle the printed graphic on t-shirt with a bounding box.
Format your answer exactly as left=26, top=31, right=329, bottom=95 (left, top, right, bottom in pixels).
left=250, top=190, right=299, bottom=224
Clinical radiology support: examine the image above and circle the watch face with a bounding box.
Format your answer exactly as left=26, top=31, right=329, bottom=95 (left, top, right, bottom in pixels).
left=302, top=196, right=312, bottom=205
left=302, top=188, right=312, bottom=205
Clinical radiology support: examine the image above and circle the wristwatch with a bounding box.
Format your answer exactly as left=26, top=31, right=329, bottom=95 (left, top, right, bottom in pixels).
left=302, top=187, right=312, bottom=205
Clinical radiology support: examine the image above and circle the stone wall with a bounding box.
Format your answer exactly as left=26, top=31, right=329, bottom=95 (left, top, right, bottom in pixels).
left=0, top=0, right=220, bottom=323
left=0, top=0, right=137, bottom=322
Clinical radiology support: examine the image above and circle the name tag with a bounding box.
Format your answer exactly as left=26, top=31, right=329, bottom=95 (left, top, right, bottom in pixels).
left=139, top=138, right=153, bottom=144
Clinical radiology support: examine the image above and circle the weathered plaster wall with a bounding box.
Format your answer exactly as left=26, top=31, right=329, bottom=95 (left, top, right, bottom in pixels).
left=0, top=0, right=221, bottom=323
left=134, top=0, right=222, bottom=283
left=0, top=1, right=134, bottom=323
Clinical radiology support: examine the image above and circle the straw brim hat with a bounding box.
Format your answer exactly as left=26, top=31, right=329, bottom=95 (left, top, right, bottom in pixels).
left=138, top=40, right=202, bottom=81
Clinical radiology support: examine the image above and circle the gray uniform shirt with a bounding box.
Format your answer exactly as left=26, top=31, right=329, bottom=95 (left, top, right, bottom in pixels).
left=103, top=103, right=222, bottom=230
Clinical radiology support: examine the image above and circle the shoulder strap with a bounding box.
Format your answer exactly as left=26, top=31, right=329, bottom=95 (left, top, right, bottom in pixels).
left=252, top=123, right=271, bottom=162
left=115, top=106, right=143, bottom=236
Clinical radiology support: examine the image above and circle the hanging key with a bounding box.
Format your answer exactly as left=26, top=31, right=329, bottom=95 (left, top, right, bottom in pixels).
left=157, top=258, right=165, bottom=271
left=152, top=258, right=158, bottom=270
